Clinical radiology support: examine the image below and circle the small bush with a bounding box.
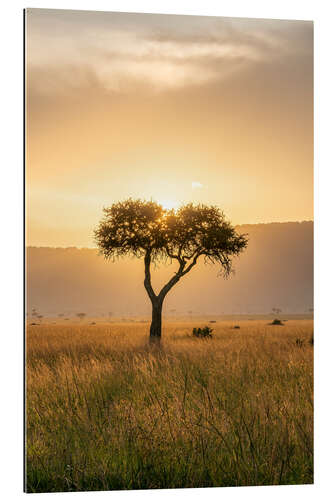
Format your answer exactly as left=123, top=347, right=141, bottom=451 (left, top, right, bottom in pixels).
left=233, top=325, right=240, bottom=329
left=209, top=320, right=216, bottom=323
left=270, top=319, right=283, bottom=326
left=309, top=335, right=314, bottom=346
left=192, top=326, right=213, bottom=338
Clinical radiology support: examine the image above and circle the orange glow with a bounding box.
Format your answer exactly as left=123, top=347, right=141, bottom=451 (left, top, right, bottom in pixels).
left=25, top=9, right=313, bottom=247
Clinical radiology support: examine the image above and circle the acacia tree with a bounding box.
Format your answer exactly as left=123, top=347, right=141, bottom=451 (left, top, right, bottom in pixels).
left=95, top=199, right=248, bottom=343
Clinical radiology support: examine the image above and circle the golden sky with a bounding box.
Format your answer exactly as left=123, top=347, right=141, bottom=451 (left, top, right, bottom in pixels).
left=25, top=9, right=313, bottom=247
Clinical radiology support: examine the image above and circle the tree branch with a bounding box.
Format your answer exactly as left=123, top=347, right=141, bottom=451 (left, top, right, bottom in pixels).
left=183, top=248, right=199, bottom=261
left=157, top=250, right=203, bottom=301
left=166, top=246, right=183, bottom=265
left=181, top=251, right=202, bottom=276
left=157, top=259, right=185, bottom=302
left=144, top=250, right=157, bottom=303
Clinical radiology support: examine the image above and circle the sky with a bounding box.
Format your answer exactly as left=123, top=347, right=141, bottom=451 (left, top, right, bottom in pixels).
left=25, top=9, right=313, bottom=247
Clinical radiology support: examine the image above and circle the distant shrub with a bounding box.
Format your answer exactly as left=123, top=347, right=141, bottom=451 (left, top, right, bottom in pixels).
left=192, top=326, right=213, bottom=338
left=309, top=335, right=314, bottom=346
left=233, top=325, right=240, bottom=329
left=210, top=320, right=216, bottom=323
left=270, top=319, right=283, bottom=326
left=296, top=338, right=305, bottom=348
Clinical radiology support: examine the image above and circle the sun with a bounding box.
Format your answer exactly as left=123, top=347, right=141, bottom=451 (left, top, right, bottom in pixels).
left=158, top=199, right=180, bottom=211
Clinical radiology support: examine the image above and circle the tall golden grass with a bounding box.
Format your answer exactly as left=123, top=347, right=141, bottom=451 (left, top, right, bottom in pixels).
left=26, top=319, right=313, bottom=492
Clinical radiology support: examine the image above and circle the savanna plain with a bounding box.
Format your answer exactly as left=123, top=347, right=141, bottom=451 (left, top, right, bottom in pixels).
left=26, top=317, right=313, bottom=492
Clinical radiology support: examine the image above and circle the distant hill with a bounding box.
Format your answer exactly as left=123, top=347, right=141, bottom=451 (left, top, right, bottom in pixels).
left=26, top=221, right=313, bottom=316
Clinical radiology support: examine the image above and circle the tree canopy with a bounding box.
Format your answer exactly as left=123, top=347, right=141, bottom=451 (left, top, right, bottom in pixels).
left=94, top=199, right=248, bottom=278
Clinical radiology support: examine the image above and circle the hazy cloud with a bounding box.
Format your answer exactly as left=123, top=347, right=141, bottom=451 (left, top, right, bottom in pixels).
left=26, top=9, right=313, bottom=94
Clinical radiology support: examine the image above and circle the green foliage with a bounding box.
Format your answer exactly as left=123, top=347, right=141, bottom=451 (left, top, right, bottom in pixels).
left=192, top=326, right=213, bottom=338
left=95, top=199, right=248, bottom=277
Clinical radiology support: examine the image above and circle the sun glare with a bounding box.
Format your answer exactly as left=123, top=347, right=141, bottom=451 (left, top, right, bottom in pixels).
left=158, top=199, right=180, bottom=211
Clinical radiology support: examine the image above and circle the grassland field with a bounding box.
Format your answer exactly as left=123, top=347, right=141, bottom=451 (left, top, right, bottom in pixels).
left=26, top=318, right=313, bottom=492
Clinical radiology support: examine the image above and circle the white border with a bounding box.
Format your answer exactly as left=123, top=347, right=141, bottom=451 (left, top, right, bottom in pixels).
left=1, top=1, right=332, bottom=499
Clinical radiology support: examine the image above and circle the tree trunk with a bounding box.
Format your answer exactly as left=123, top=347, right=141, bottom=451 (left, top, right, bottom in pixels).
left=144, top=248, right=191, bottom=344
left=149, top=299, right=163, bottom=343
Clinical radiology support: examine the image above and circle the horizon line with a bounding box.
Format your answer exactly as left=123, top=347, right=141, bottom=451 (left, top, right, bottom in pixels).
left=26, top=219, right=314, bottom=249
